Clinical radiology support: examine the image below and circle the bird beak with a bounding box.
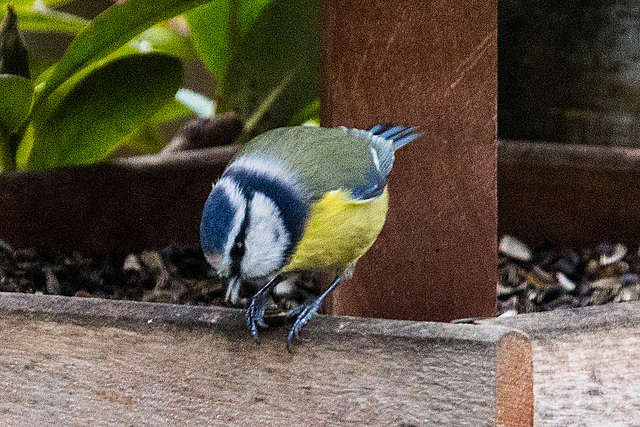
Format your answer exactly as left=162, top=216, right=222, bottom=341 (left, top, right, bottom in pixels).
left=225, top=276, right=242, bottom=305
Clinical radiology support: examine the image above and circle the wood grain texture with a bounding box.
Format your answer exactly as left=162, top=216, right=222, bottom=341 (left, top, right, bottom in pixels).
left=0, top=146, right=238, bottom=253
left=499, top=140, right=640, bottom=246
left=320, top=0, right=498, bottom=322
left=0, top=292, right=532, bottom=426
left=497, top=333, right=534, bottom=427
left=485, top=302, right=640, bottom=426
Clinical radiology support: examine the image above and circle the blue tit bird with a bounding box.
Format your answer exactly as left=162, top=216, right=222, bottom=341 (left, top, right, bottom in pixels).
left=200, top=124, right=420, bottom=348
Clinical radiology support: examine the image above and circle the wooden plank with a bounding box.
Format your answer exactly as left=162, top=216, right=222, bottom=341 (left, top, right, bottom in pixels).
left=0, top=292, right=532, bottom=426
left=0, top=146, right=238, bottom=253
left=484, top=301, right=640, bottom=426
left=320, top=0, right=498, bottom=322
left=498, top=139, right=640, bottom=246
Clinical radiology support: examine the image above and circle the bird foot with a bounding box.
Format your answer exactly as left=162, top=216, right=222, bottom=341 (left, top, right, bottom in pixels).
left=245, top=288, right=271, bottom=342
left=286, top=298, right=323, bottom=351
left=286, top=275, right=343, bottom=351
left=245, top=275, right=282, bottom=342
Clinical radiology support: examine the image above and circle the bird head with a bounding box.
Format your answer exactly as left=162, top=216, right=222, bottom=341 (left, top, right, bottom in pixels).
left=200, top=154, right=308, bottom=304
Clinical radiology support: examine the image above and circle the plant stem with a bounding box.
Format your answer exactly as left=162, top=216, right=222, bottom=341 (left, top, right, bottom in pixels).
left=0, top=128, right=16, bottom=172
left=243, top=61, right=302, bottom=135
left=228, top=0, right=240, bottom=64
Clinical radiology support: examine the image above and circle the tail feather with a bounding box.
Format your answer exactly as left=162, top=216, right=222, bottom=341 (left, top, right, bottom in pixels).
left=368, top=124, right=421, bottom=149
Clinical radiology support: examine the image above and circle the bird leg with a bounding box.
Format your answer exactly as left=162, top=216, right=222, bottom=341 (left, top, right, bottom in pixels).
left=287, top=275, right=343, bottom=350
left=245, top=274, right=282, bottom=342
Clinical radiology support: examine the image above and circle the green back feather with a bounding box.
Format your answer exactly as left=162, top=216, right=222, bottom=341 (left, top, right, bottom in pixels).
left=237, top=126, right=374, bottom=199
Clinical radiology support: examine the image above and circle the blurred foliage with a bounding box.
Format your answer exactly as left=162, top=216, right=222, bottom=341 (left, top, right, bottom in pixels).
left=187, top=0, right=319, bottom=137
left=0, top=0, right=320, bottom=173
left=0, top=0, right=205, bottom=172
left=0, top=0, right=89, bottom=35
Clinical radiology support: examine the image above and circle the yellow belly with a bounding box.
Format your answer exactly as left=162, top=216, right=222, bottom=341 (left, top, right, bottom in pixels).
left=282, top=187, right=389, bottom=273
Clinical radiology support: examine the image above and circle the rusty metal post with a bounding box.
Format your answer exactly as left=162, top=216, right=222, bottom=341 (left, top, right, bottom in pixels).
left=321, top=0, right=497, bottom=321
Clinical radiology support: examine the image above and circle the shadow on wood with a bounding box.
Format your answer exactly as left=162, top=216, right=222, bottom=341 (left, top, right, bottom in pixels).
left=499, top=140, right=640, bottom=246
left=0, top=146, right=238, bottom=253
left=0, top=292, right=532, bottom=426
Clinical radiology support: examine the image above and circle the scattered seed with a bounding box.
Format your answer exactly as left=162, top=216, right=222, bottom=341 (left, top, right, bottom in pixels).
left=497, top=237, right=640, bottom=316
left=556, top=272, right=576, bottom=292
left=499, top=235, right=532, bottom=261
left=590, top=277, right=621, bottom=290
left=600, top=243, right=627, bottom=265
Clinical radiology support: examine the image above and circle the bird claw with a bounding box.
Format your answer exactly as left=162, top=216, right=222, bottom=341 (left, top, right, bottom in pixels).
left=286, top=299, right=322, bottom=351
left=245, top=290, right=270, bottom=341
left=286, top=275, right=343, bottom=351
left=244, top=274, right=342, bottom=349
left=286, top=303, right=305, bottom=319
left=245, top=275, right=282, bottom=342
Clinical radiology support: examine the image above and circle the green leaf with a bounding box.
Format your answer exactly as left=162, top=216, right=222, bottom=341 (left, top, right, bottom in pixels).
left=151, top=96, right=193, bottom=123
left=32, top=24, right=189, bottom=89
left=119, top=123, right=164, bottom=154
left=186, top=0, right=273, bottom=84
left=0, top=70, right=32, bottom=171
left=289, top=98, right=319, bottom=126
left=19, top=53, right=183, bottom=170
left=37, top=0, right=79, bottom=7
left=4, top=0, right=80, bottom=7
left=1, top=3, right=89, bottom=35
left=221, top=0, right=318, bottom=134
left=121, top=97, right=193, bottom=154
left=128, top=25, right=193, bottom=59
left=0, top=74, right=33, bottom=132
left=34, top=0, right=209, bottom=107
left=0, top=127, right=12, bottom=171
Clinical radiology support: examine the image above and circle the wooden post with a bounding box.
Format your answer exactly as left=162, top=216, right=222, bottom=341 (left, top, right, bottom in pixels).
left=321, top=0, right=498, bottom=321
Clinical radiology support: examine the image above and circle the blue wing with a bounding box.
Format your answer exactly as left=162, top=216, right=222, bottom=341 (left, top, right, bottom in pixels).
left=339, top=125, right=421, bottom=200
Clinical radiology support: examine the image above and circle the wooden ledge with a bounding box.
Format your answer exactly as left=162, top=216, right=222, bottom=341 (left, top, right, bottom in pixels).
left=484, top=299, right=640, bottom=338
left=0, top=292, right=533, bottom=426
left=499, top=139, right=640, bottom=173
left=483, top=301, right=640, bottom=425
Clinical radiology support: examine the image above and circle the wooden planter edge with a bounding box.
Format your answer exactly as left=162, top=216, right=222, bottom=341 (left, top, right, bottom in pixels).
left=2, top=139, right=634, bottom=252
left=499, top=139, right=640, bottom=246
left=0, top=145, right=240, bottom=253
left=483, top=297, right=640, bottom=338
left=0, top=291, right=533, bottom=425
left=483, top=300, right=640, bottom=425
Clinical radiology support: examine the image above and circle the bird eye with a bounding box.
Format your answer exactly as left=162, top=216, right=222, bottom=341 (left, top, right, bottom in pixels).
left=231, top=240, right=245, bottom=258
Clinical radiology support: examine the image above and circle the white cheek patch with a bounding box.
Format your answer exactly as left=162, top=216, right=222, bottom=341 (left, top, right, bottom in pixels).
left=211, top=177, right=246, bottom=277
left=241, top=192, right=290, bottom=279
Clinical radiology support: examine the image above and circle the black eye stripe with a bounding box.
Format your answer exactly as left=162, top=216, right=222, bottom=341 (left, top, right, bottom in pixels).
left=231, top=240, right=244, bottom=256
left=229, top=192, right=252, bottom=278
left=223, top=167, right=308, bottom=258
